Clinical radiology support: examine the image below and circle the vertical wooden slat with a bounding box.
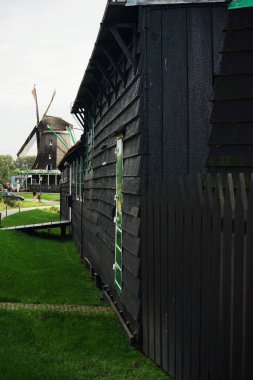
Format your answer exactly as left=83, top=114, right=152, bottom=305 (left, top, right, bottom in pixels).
left=190, top=175, right=203, bottom=380
left=154, top=183, right=162, bottom=365
left=141, top=182, right=149, bottom=355
left=232, top=174, right=247, bottom=380
left=221, top=173, right=235, bottom=380
left=183, top=176, right=192, bottom=380
left=161, top=185, right=169, bottom=371
left=168, top=187, right=176, bottom=377
left=200, top=174, right=213, bottom=380
left=209, top=174, right=224, bottom=380
left=175, top=178, right=185, bottom=380
left=147, top=183, right=155, bottom=359
left=244, top=174, right=253, bottom=380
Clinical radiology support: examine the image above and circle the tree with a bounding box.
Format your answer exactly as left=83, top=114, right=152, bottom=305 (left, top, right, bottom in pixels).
left=15, top=156, right=36, bottom=170
left=0, top=155, right=16, bottom=184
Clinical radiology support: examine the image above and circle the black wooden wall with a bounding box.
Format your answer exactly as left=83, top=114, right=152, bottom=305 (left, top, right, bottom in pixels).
left=208, top=8, right=253, bottom=173
left=141, top=4, right=227, bottom=185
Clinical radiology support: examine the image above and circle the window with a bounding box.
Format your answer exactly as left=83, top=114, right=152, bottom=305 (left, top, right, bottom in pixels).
left=76, top=158, right=80, bottom=200
left=84, top=113, right=94, bottom=175
left=49, top=154, right=52, bottom=160
left=49, top=139, right=53, bottom=146
left=72, top=161, right=76, bottom=184
left=47, top=164, right=52, bottom=170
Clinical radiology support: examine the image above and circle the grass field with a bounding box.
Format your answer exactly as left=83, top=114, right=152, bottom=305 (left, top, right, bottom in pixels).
left=0, top=210, right=170, bottom=379
left=20, top=192, right=60, bottom=201
left=0, top=200, right=49, bottom=212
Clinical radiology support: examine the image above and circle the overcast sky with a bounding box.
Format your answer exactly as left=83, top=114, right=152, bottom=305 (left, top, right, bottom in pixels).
left=0, top=0, right=108, bottom=157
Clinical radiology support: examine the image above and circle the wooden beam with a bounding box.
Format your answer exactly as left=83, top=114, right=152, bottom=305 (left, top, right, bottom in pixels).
left=94, top=61, right=117, bottom=92
left=90, top=71, right=110, bottom=102
left=101, top=46, right=125, bottom=82
left=109, top=26, right=135, bottom=68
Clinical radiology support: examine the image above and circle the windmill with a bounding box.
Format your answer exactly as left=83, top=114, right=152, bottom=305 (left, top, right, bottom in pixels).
left=17, top=85, right=76, bottom=170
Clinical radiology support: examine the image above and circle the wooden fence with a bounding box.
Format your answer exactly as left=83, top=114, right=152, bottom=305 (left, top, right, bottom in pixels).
left=141, top=173, right=253, bottom=380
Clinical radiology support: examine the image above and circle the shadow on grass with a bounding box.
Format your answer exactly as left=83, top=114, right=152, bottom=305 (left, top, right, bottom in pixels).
left=24, top=229, right=73, bottom=242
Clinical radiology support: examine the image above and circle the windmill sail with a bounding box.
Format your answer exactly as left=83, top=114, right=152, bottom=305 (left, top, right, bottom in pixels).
left=31, top=85, right=40, bottom=127
left=17, top=126, right=37, bottom=157
left=42, top=89, right=56, bottom=119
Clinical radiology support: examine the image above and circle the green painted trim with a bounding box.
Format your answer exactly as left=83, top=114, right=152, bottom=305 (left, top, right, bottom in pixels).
left=228, top=0, right=253, bottom=9
left=47, top=125, right=69, bottom=150
left=114, top=137, right=123, bottom=295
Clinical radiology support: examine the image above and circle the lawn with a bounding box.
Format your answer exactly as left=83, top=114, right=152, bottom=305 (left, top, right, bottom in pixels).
left=0, top=209, right=101, bottom=305
left=0, top=309, right=169, bottom=380
left=0, top=210, right=170, bottom=379
left=0, top=200, right=48, bottom=212
left=20, top=192, right=60, bottom=201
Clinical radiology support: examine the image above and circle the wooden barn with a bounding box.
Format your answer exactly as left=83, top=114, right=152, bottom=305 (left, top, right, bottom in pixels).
left=60, top=0, right=253, bottom=379
left=59, top=0, right=228, bottom=339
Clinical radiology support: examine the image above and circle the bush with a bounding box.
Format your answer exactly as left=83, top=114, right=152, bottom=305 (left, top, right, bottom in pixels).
left=3, top=198, right=18, bottom=208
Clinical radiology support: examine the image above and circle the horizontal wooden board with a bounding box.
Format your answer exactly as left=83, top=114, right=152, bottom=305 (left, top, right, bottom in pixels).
left=220, top=51, right=253, bottom=75
left=223, top=29, right=253, bottom=52
left=211, top=99, right=253, bottom=123
left=207, top=145, right=253, bottom=167
left=213, top=74, right=253, bottom=100
left=209, top=123, right=253, bottom=145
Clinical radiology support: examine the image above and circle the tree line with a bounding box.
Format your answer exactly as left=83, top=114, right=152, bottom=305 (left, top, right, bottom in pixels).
left=0, top=155, right=36, bottom=185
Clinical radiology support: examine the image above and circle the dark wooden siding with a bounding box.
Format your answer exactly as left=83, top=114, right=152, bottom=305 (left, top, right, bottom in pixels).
left=142, top=4, right=227, bottom=185
left=208, top=8, right=253, bottom=173
left=65, top=69, right=142, bottom=338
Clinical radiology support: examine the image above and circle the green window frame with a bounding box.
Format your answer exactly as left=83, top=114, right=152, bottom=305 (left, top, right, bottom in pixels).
left=114, top=136, right=123, bottom=295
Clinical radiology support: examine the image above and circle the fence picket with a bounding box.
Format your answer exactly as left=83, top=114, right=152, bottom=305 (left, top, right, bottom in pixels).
left=161, top=185, right=169, bottom=371
left=183, top=177, right=192, bottom=380
left=168, top=187, right=176, bottom=377
left=175, top=179, right=185, bottom=380
left=147, top=183, right=155, bottom=359
left=141, top=182, right=149, bottom=355
left=200, top=174, right=213, bottom=380
left=190, top=175, right=203, bottom=380
left=244, top=174, right=253, bottom=380
left=221, top=174, right=235, bottom=380
left=232, top=174, right=247, bottom=380
left=209, top=174, right=224, bottom=380
left=154, top=184, right=162, bottom=365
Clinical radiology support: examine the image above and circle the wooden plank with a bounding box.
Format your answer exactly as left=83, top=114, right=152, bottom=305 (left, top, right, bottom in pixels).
left=162, top=8, right=188, bottom=184
left=213, top=75, right=253, bottom=101
left=200, top=174, right=213, bottom=380
left=160, top=185, right=168, bottom=372
left=220, top=51, right=253, bottom=76
left=175, top=178, right=184, bottom=380
left=209, top=123, right=253, bottom=145
left=141, top=183, right=149, bottom=355
left=167, top=186, right=176, bottom=377
left=190, top=175, right=203, bottom=380
left=154, top=184, right=162, bottom=366
left=182, top=177, right=192, bottom=380
left=208, top=174, right=224, bottom=380
left=244, top=174, right=253, bottom=380
left=211, top=99, right=253, bottom=124
left=232, top=174, right=247, bottom=380
left=221, top=174, right=235, bottom=380
left=146, top=9, right=163, bottom=181
left=211, top=6, right=227, bottom=75
left=147, top=183, right=155, bottom=359
left=188, top=7, right=213, bottom=173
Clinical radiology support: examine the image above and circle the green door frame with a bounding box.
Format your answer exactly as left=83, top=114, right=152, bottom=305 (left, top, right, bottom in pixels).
left=114, top=135, right=123, bottom=294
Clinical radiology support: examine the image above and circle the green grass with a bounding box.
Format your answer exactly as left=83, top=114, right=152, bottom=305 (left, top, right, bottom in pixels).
left=0, top=309, right=169, bottom=380
left=0, top=210, right=102, bottom=305
left=21, top=192, right=60, bottom=201
left=0, top=210, right=170, bottom=379
left=0, top=200, right=48, bottom=212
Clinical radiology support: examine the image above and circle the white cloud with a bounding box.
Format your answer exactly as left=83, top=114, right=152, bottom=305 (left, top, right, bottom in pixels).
left=0, top=0, right=108, bottom=157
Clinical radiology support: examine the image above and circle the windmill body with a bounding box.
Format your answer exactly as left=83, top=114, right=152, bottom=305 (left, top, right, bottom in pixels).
left=16, top=87, right=75, bottom=193
left=33, top=115, right=72, bottom=170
